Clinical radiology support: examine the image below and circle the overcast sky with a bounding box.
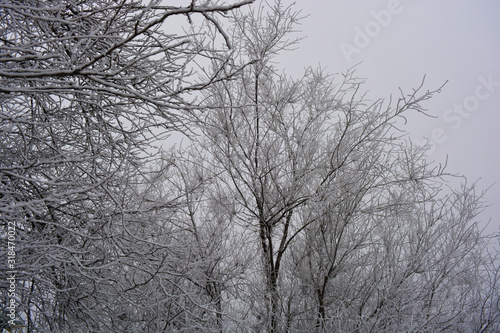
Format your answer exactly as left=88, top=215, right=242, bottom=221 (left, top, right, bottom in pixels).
left=272, top=0, right=500, bottom=235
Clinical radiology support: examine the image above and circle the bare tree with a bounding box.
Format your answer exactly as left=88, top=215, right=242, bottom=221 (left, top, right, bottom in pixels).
left=160, top=147, right=253, bottom=332
left=188, top=2, right=499, bottom=332
left=295, top=181, right=491, bottom=333
left=191, top=2, right=457, bottom=331
left=0, top=0, right=254, bottom=331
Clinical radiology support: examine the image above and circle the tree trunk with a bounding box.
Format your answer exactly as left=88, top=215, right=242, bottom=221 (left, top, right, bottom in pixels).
left=260, top=220, right=281, bottom=333
left=316, top=288, right=326, bottom=332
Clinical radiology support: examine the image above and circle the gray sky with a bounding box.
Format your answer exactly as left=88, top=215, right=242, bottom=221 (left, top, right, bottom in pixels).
left=274, top=0, right=500, bottom=235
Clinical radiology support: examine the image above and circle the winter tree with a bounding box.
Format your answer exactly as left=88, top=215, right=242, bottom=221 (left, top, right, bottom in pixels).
left=182, top=1, right=499, bottom=332
left=0, top=0, right=253, bottom=331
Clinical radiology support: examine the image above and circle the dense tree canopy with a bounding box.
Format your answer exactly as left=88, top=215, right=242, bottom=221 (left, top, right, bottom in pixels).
left=1, top=1, right=498, bottom=332
left=0, top=0, right=253, bottom=331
